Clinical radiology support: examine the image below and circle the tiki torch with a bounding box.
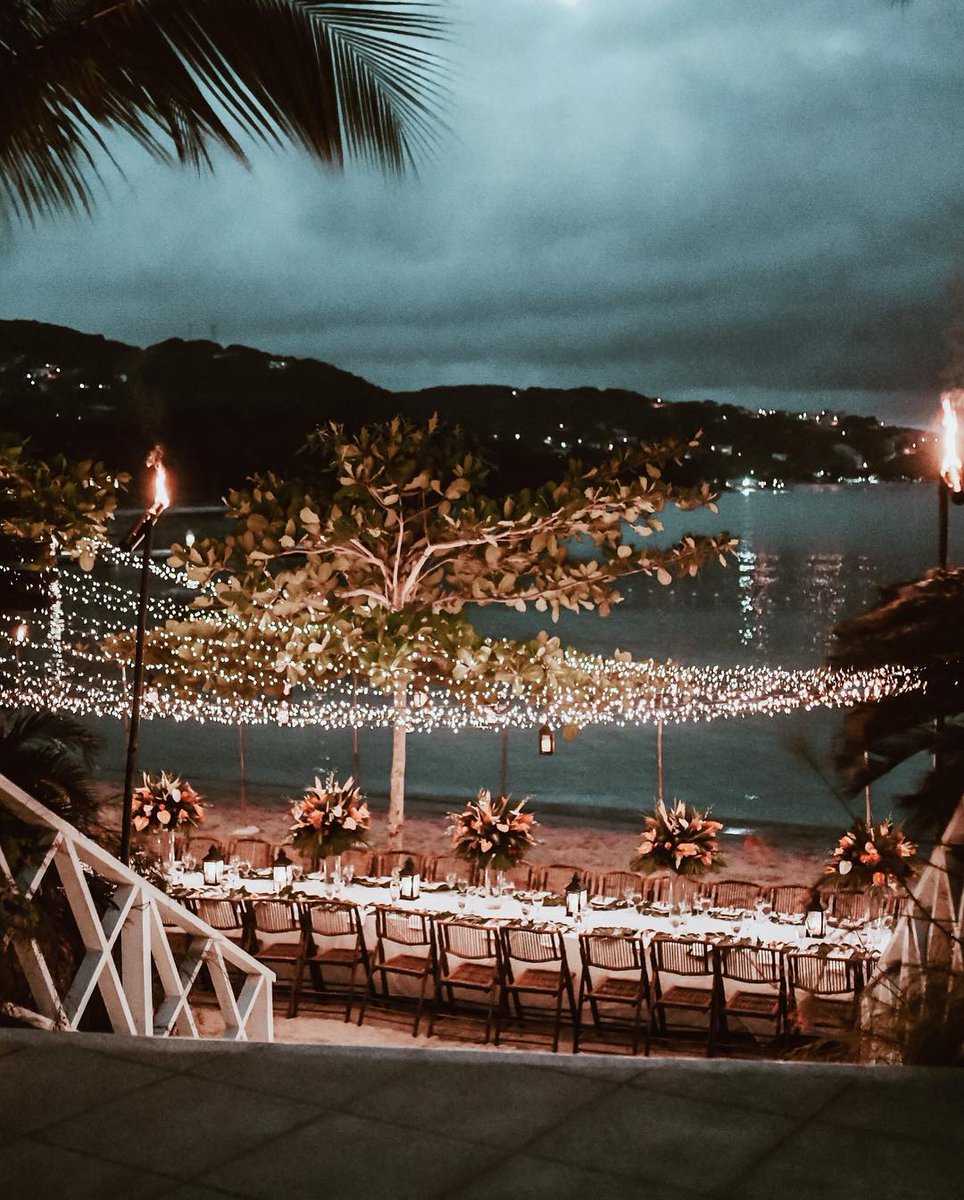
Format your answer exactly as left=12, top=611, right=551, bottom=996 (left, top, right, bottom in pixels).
left=119, top=447, right=171, bottom=864
left=938, top=392, right=964, bottom=571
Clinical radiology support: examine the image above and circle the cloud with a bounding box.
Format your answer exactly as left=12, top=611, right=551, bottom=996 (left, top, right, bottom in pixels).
left=1, top=0, right=962, bottom=423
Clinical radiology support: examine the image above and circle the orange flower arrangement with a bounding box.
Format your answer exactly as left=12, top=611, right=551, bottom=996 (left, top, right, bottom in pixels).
left=131, top=771, right=203, bottom=832
left=826, top=817, right=918, bottom=887
left=288, top=773, right=370, bottom=862
left=448, top=789, right=537, bottom=871
left=631, top=798, right=724, bottom=876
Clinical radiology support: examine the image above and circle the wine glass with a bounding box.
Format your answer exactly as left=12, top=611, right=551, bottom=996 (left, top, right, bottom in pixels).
left=446, top=871, right=458, bottom=890
left=183, top=851, right=197, bottom=874
left=342, top=864, right=355, bottom=886
left=389, top=879, right=402, bottom=902
left=292, top=864, right=304, bottom=884
left=623, top=886, right=635, bottom=908
left=456, top=877, right=469, bottom=897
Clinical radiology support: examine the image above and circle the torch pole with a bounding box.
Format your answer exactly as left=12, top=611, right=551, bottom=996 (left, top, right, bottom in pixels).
left=120, top=527, right=154, bottom=865
left=938, top=478, right=949, bottom=571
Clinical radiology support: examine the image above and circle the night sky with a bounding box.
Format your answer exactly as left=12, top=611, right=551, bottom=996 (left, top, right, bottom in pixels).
left=2, top=0, right=963, bottom=423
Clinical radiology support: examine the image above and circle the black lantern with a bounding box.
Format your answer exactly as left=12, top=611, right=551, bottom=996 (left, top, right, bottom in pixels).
left=538, top=724, right=555, bottom=756
left=805, top=889, right=827, bottom=939
left=399, top=856, right=420, bottom=900
left=202, top=844, right=224, bottom=887
left=273, top=848, right=293, bottom=891
left=410, top=679, right=430, bottom=710
left=565, top=873, right=587, bottom=918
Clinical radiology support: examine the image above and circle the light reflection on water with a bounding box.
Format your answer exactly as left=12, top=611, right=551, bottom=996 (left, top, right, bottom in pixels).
left=97, top=484, right=963, bottom=833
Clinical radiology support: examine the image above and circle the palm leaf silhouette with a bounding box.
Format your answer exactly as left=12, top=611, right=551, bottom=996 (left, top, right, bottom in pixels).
left=0, top=1, right=448, bottom=221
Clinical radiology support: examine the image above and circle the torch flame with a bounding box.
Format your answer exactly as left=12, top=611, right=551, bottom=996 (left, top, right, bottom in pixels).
left=940, top=394, right=964, bottom=493
left=146, top=445, right=171, bottom=515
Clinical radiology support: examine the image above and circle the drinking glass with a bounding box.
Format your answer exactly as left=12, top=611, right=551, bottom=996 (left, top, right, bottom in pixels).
left=530, top=895, right=544, bottom=917
left=389, top=880, right=401, bottom=902
left=292, top=865, right=304, bottom=884
left=342, top=864, right=355, bottom=886
left=446, top=872, right=458, bottom=890
left=457, top=893, right=467, bottom=913
left=456, top=877, right=469, bottom=896
left=519, top=898, right=532, bottom=919
left=183, top=852, right=197, bottom=873
left=623, top=887, right=635, bottom=908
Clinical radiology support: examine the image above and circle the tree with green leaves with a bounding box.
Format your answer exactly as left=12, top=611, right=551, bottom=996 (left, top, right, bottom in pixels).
left=0, top=1, right=446, bottom=222
left=166, top=414, right=735, bottom=843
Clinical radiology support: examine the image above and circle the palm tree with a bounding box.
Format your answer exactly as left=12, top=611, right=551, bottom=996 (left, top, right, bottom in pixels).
left=0, top=708, right=102, bottom=830
left=0, top=1, right=447, bottom=222
left=830, top=568, right=964, bottom=836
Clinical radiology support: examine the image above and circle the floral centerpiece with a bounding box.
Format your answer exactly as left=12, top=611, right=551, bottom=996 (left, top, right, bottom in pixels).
left=287, top=773, right=370, bottom=869
left=448, top=789, right=538, bottom=875
left=825, top=817, right=918, bottom=888
left=631, top=798, right=724, bottom=877
left=131, top=771, right=203, bottom=832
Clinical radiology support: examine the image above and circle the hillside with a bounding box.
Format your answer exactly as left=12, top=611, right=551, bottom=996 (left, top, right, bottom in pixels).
left=0, top=320, right=931, bottom=501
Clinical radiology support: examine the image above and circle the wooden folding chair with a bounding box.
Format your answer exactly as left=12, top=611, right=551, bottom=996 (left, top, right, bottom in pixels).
left=194, top=897, right=250, bottom=952
left=536, top=864, right=586, bottom=894
left=248, top=899, right=309, bottom=1019
left=716, top=943, right=786, bottom=1049
left=711, top=880, right=762, bottom=910
left=575, top=930, right=651, bottom=1055
left=770, top=884, right=811, bottom=916
left=227, top=838, right=273, bottom=870
left=499, top=925, right=577, bottom=1053
left=360, top=906, right=437, bottom=1036
left=293, top=900, right=371, bottom=1023
left=370, top=849, right=430, bottom=878
left=786, top=952, right=864, bottom=1051
left=428, top=919, right=502, bottom=1043
left=594, top=871, right=645, bottom=900
left=650, top=935, right=718, bottom=1055
left=829, top=890, right=872, bottom=924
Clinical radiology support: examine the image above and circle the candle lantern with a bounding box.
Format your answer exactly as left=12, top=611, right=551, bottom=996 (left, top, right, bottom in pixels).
left=538, top=724, right=555, bottom=756
left=410, top=679, right=430, bottom=710
left=202, top=844, right=224, bottom=887
left=273, top=848, right=294, bottom=891
left=805, top=889, right=827, bottom=939
left=565, top=873, right=587, bottom=918
left=399, top=856, right=420, bottom=900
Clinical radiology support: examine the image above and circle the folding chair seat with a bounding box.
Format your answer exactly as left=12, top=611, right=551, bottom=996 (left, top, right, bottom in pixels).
left=786, top=952, right=864, bottom=1051
left=716, top=944, right=786, bottom=1049
left=293, top=900, right=371, bottom=1022
left=248, top=899, right=308, bottom=1019
left=499, top=926, right=577, bottom=1053
left=649, top=935, right=718, bottom=1055
left=576, top=930, right=651, bottom=1055
left=711, top=880, right=761, bottom=910
left=428, top=919, right=502, bottom=1043
left=360, top=906, right=436, bottom=1036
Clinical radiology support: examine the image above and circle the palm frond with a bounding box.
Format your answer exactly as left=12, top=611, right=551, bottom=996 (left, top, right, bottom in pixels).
left=0, top=1, right=448, bottom=222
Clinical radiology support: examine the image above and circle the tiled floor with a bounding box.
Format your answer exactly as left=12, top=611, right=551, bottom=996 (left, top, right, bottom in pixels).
left=0, top=1029, right=961, bottom=1199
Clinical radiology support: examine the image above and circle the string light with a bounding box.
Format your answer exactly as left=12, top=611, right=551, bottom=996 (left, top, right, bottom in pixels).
left=0, top=550, right=924, bottom=733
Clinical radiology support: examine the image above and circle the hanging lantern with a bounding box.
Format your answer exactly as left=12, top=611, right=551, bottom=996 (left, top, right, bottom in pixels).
left=277, top=699, right=291, bottom=726
left=202, top=844, right=224, bottom=887
left=538, top=724, right=555, bottom=756
left=805, top=889, right=827, bottom=939
left=410, top=679, right=430, bottom=710
left=273, top=848, right=294, bottom=891
left=565, top=873, right=587, bottom=918
left=11, top=621, right=28, bottom=645
left=399, top=856, right=420, bottom=900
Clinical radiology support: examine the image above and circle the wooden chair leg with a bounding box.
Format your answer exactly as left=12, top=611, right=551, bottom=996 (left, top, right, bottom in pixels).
left=413, top=971, right=429, bottom=1037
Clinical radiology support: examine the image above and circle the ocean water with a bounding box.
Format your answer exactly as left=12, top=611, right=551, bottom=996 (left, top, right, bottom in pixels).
left=88, top=482, right=961, bottom=832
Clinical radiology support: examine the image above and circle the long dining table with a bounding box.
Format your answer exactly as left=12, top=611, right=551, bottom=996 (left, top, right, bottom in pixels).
left=175, top=870, right=891, bottom=977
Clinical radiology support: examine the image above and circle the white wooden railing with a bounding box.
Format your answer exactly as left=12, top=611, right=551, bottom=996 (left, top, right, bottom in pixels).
left=0, top=773, right=273, bottom=1040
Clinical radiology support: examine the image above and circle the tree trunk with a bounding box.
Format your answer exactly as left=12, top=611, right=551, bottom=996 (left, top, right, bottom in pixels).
left=388, top=684, right=407, bottom=849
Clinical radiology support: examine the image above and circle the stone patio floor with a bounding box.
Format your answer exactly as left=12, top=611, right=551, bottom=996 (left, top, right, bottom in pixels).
left=0, top=1027, right=961, bottom=1199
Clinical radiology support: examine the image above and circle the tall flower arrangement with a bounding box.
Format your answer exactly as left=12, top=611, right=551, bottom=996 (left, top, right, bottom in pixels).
left=288, top=774, right=370, bottom=865
left=131, top=771, right=203, bottom=832
left=631, top=798, right=724, bottom=876
left=448, top=789, right=537, bottom=872
left=825, top=817, right=918, bottom=887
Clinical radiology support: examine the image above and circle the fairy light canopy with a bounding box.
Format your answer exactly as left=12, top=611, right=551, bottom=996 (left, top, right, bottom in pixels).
left=0, top=545, right=922, bottom=733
